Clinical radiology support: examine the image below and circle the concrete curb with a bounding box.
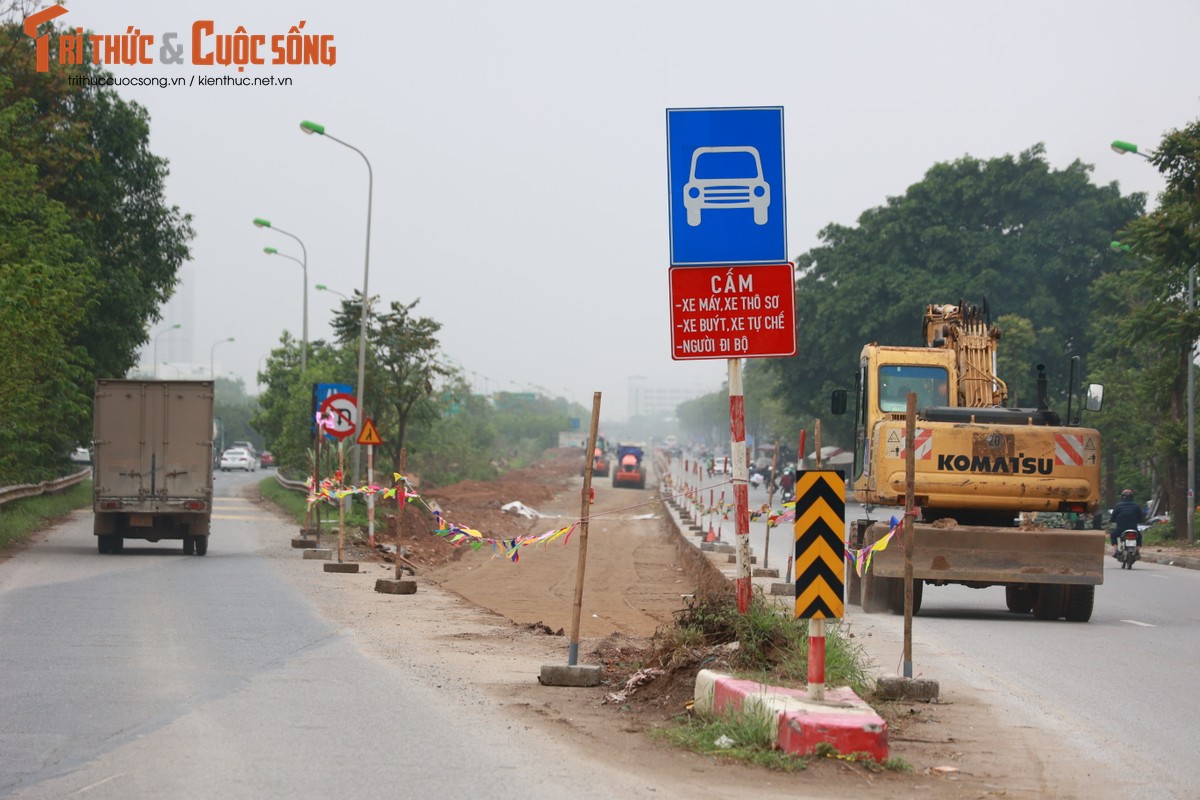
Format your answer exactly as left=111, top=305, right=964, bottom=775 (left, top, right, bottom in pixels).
left=693, top=669, right=888, bottom=761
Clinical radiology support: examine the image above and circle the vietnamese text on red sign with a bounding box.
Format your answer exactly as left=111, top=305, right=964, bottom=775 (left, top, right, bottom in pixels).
left=669, top=265, right=796, bottom=360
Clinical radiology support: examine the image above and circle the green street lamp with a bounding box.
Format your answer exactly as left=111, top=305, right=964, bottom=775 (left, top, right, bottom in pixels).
left=301, top=119, right=374, bottom=487
left=1110, top=139, right=1194, bottom=545
left=254, top=218, right=308, bottom=373
left=210, top=337, right=235, bottom=379
left=153, top=323, right=182, bottom=379
left=316, top=283, right=350, bottom=301
left=1110, top=140, right=1148, bottom=158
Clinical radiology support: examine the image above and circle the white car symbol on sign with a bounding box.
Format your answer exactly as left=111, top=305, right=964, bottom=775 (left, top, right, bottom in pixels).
left=683, top=146, right=770, bottom=227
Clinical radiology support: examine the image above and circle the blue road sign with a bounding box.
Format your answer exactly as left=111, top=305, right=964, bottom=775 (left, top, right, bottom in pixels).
left=312, top=382, right=353, bottom=437
left=666, top=107, right=786, bottom=266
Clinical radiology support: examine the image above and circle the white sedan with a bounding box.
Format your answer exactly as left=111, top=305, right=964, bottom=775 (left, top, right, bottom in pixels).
left=219, top=448, right=258, bottom=472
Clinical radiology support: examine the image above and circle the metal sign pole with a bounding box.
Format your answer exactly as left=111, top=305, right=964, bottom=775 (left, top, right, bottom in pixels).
left=904, top=393, right=916, bottom=678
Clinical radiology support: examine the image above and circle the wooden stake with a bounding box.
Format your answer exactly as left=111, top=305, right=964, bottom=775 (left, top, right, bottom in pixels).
left=568, top=392, right=602, bottom=666
left=337, top=440, right=345, bottom=563
left=763, top=439, right=780, bottom=569
left=394, top=448, right=407, bottom=580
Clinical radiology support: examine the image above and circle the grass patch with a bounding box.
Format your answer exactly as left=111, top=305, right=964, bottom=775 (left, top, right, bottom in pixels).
left=0, top=480, right=93, bottom=550
left=665, top=592, right=872, bottom=696
left=652, top=706, right=808, bottom=772
left=653, top=705, right=910, bottom=773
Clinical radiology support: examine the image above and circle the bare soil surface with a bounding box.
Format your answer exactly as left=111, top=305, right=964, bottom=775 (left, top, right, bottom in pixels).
left=261, top=450, right=1191, bottom=799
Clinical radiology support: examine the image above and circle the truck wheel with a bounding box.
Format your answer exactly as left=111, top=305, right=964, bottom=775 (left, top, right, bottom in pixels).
left=1005, top=585, right=1034, bottom=614
left=1064, top=585, right=1094, bottom=622
left=110, top=536, right=123, bottom=554
left=886, top=578, right=922, bottom=615
left=1032, top=585, right=1064, bottom=621
left=183, top=536, right=195, bottom=555
left=97, top=535, right=109, bottom=554
left=861, top=571, right=893, bottom=613
left=195, top=536, right=208, bottom=556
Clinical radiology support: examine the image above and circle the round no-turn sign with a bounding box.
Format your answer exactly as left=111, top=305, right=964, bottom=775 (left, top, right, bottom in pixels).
left=318, top=392, right=358, bottom=440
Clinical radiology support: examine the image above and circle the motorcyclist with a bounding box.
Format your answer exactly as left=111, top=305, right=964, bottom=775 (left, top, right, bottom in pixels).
left=1110, top=488, right=1144, bottom=557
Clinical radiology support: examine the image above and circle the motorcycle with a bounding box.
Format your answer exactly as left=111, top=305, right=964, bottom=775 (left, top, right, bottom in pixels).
left=1116, top=529, right=1140, bottom=569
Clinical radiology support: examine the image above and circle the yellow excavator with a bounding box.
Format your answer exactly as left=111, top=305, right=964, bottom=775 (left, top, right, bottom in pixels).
left=833, top=302, right=1106, bottom=621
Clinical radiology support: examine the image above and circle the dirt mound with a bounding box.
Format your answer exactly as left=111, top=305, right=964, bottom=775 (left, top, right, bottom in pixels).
left=345, top=450, right=585, bottom=569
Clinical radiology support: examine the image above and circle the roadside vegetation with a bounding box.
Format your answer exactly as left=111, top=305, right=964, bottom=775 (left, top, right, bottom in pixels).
left=618, top=590, right=901, bottom=770
left=0, top=481, right=92, bottom=550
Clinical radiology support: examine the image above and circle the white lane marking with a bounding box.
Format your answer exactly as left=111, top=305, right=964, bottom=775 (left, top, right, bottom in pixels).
left=1120, top=619, right=1157, bottom=627
left=69, top=773, right=127, bottom=795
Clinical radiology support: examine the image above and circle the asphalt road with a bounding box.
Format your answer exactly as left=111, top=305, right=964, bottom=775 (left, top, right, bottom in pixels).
left=0, top=470, right=658, bottom=800
left=893, top=555, right=1200, bottom=800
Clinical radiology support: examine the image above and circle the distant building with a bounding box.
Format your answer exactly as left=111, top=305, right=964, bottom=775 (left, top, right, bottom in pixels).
left=627, top=376, right=711, bottom=419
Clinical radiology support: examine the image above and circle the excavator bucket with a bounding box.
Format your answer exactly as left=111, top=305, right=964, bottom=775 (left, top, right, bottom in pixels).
left=866, top=521, right=1106, bottom=586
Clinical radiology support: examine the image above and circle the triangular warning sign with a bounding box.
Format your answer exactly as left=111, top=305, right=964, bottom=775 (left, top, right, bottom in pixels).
left=356, top=418, right=383, bottom=446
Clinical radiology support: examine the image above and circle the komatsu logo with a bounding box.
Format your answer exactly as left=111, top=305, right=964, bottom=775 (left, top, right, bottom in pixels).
left=936, top=454, right=1054, bottom=475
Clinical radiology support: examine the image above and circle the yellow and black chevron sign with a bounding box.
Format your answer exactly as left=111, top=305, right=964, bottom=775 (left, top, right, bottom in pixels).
left=794, top=470, right=845, bottom=619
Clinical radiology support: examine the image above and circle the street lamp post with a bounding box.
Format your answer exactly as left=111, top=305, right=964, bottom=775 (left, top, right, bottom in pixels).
left=1111, top=139, right=1195, bottom=545
left=261, top=245, right=308, bottom=370
left=301, top=119, right=373, bottom=487
left=254, top=218, right=308, bottom=374
left=153, top=324, right=181, bottom=379
left=210, top=337, right=235, bottom=379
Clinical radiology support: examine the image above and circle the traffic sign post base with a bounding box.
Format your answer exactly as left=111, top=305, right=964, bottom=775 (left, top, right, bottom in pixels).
left=538, top=664, right=602, bottom=687
left=323, top=562, right=359, bottom=574
left=875, top=676, right=940, bottom=703
left=375, top=578, right=417, bottom=595
left=302, top=548, right=332, bottom=560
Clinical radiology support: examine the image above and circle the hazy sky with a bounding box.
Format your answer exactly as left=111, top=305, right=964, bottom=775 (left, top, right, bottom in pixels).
left=62, top=0, right=1198, bottom=421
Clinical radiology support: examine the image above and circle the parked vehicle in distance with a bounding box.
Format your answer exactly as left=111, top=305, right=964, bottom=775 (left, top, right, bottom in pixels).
left=231, top=440, right=257, bottom=459
left=219, top=448, right=257, bottom=472
left=260, top=450, right=275, bottom=469
left=70, top=446, right=92, bottom=465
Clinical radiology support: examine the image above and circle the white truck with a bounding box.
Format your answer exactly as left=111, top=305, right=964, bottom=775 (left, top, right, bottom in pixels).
left=92, top=379, right=215, bottom=555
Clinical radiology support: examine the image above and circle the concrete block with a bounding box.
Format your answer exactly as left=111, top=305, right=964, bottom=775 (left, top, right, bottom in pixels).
left=375, top=578, right=418, bottom=595
left=538, top=664, right=602, bottom=687
left=323, top=562, right=359, bottom=573
left=874, top=677, right=940, bottom=703
left=700, top=542, right=716, bottom=551
left=291, top=537, right=318, bottom=549
left=769, top=582, right=795, bottom=596
left=694, top=669, right=887, bottom=762
left=302, top=548, right=332, bottom=560
left=753, top=567, right=779, bottom=578
left=726, top=554, right=758, bottom=564
left=715, top=543, right=735, bottom=554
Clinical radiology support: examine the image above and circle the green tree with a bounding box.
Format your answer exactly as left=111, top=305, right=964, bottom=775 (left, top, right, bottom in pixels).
left=1098, top=118, right=1200, bottom=536
left=0, top=9, right=194, bottom=380
left=769, top=145, right=1144, bottom=443
left=331, top=297, right=450, bottom=471
left=0, top=92, right=97, bottom=481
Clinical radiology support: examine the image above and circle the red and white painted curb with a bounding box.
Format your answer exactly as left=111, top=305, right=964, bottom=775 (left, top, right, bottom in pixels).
left=694, top=669, right=888, bottom=762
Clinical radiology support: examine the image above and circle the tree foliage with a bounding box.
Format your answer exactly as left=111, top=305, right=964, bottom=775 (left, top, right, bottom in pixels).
left=0, top=8, right=193, bottom=481
left=767, top=145, right=1143, bottom=445
left=0, top=91, right=97, bottom=481
left=1095, top=118, right=1200, bottom=535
